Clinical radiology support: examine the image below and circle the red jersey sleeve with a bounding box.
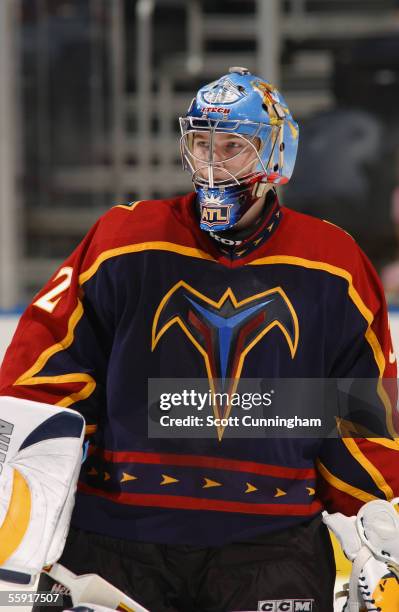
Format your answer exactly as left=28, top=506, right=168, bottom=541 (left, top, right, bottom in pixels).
left=317, top=245, right=399, bottom=515
left=0, top=218, right=108, bottom=435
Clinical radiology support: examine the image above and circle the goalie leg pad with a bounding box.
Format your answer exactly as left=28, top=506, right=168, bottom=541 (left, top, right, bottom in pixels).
left=0, top=396, right=85, bottom=582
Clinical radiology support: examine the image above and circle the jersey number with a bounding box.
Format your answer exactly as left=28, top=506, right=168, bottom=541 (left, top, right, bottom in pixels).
left=33, top=266, right=73, bottom=313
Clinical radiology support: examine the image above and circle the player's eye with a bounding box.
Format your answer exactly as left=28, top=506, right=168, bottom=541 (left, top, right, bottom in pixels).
left=195, top=140, right=210, bottom=149
left=225, top=140, right=244, bottom=149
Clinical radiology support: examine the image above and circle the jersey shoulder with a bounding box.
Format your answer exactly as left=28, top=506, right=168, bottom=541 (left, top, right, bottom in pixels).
left=280, top=206, right=364, bottom=273
left=70, top=193, right=198, bottom=282
left=99, top=193, right=196, bottom=246
left=80, top=192, right=196, bottom=261
left=277, top=207, right=386, bottom=313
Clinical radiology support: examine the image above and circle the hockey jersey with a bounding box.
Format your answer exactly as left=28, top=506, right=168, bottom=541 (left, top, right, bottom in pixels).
left=0, top=192, right=398, bottom=545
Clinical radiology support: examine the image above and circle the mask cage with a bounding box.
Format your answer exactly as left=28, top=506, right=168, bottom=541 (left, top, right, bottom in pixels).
left=179, top=117, right=281, bottom=188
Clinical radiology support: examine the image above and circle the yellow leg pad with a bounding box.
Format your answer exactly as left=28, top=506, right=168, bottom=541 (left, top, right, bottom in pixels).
left=373, top=573, right=399, bottom=611
left=329, top=530, right=352, bottom=578
left=0, top=470, right=31, bottom=564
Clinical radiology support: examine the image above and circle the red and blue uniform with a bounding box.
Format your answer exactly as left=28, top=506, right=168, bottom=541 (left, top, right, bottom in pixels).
left=1, top=193, right=398, bottom=545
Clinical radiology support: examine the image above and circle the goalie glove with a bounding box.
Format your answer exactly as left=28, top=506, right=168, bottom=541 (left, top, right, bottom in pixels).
left=356, top=498, right=399, bottom=572
left=0, top=396, right=85, bottom=584
left=323, top=498, right=399, bottom=611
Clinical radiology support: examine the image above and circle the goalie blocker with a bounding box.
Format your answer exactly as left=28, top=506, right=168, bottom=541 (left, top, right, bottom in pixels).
left=0, top=396, right=85, bottom=584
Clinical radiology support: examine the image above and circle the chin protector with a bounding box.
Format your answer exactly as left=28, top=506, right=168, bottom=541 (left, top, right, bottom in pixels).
left=197, top=182, right=255, bottom=231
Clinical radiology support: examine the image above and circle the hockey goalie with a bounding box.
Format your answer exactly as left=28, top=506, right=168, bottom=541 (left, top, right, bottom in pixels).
left=1, top=67, right=399, bottom=611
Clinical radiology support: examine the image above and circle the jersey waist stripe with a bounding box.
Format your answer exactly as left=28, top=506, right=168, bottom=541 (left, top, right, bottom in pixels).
left=78, top=482, right=323, bottom=516
left=91, top=448, right=316, bottom=480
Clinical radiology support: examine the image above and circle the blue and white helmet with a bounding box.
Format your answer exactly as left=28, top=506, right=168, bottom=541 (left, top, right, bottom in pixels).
left=180, top=67, right=299, bottom=231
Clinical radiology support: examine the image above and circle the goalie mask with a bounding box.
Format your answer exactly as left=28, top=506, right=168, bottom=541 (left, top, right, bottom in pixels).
left=179, top=67, right=299, bottom=232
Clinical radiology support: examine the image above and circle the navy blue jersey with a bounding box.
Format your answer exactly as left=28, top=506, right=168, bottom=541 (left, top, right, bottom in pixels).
left=1, top=193, right=398, bottom=545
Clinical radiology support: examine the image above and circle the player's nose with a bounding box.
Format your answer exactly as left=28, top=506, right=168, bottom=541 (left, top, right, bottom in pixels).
left=212, top=146, right=226, bottom=163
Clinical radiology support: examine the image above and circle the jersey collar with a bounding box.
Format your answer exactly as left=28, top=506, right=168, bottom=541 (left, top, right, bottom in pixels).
left=206, top=190, right=282, bottom=260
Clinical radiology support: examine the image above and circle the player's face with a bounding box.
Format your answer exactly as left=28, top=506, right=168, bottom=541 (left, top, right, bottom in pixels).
left=191, top=132, right=260, bottom=183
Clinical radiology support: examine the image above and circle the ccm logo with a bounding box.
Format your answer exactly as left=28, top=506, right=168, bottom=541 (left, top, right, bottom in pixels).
left=258, top=600, right=314, bottom=611
left=0, top=419, right=14, bottom=475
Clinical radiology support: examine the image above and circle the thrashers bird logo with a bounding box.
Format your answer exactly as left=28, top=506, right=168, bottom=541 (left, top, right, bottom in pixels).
left=152, top=281, right=299, bottom=439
